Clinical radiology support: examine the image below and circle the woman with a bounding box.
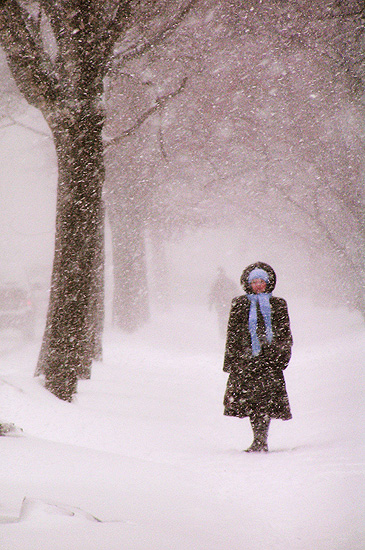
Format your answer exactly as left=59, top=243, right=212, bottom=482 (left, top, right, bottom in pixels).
left=223, top=262, right=293, bottom=452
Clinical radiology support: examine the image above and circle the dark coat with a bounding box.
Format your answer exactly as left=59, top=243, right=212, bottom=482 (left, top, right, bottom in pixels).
left=223, top=262, right=293, bottom=420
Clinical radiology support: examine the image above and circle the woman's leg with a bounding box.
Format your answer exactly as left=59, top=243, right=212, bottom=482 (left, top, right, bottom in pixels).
left=246, top=414, right=270, bottom=452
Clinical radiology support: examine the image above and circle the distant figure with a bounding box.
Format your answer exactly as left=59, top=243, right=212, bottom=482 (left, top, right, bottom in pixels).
left=223, top=262, right=293, bottom=452
left=209, top=267, right=239, bottom=337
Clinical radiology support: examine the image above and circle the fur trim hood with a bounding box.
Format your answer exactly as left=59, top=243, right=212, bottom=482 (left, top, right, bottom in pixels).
left=240, top=262, right=276, bottom=294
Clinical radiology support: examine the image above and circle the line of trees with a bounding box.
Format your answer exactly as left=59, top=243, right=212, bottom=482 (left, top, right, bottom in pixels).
left=0, top=0, right=197, bottom=400
left=0, top=0, right=363, bottom=402
left=104, top=0, right=364, bottom=321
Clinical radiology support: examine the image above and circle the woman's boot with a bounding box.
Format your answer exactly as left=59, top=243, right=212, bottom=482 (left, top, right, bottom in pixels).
left=245, top=415, right=270, bottom=452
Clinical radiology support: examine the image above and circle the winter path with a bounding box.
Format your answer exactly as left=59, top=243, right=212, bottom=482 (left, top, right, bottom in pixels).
left=0, top=302, right=363, bottom=549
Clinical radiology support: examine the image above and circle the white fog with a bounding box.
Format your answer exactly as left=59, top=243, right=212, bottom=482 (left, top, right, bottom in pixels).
left=0, top=2, right=364, bottom=549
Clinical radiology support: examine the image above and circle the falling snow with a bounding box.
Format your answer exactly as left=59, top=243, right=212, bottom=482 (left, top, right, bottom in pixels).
left=0, top=2, right=364, bottom=548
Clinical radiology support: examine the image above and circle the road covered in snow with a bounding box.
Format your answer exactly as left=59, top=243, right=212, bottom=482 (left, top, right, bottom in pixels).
left=0, top=301, right=363, bottom=549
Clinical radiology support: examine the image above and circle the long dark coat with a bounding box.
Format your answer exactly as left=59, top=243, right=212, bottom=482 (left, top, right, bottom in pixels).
left=223, top=262, right=293, bottom=420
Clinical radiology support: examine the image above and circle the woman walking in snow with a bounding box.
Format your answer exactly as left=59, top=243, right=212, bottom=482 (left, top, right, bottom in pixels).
left=223, top=262, right=293, bottom=452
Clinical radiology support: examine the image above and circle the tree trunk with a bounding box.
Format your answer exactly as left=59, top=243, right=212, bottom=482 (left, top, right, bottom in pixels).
left=36, top=103, right=105, bottom=400
left=90, top=201, right=105, bottom=362
left=149, top=222, right=170, bottom=311
left=108, top=196, right=149, bottom=332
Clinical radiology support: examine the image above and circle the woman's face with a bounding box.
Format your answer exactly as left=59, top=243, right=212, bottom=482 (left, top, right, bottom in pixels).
left=250, top=278, right=267, bottom=294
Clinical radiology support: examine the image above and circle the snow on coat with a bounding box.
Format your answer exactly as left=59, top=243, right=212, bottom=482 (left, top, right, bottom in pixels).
left=223, top=262, right=293, bottom=420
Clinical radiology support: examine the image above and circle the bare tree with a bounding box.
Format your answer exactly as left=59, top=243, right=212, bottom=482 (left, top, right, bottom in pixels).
left=0, top=0, right=201, bottom=399
left=0, top=0, right=134, bottom=400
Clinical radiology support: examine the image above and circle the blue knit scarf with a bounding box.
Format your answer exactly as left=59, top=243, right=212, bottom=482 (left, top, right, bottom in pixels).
left=247, top=293, right=273, bottom=356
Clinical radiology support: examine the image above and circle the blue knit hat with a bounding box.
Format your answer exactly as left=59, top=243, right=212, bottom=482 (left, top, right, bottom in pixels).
left=248, top=268, right=269, bottom=283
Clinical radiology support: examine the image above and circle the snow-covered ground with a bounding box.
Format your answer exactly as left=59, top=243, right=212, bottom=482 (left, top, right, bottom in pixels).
left=0, top=300, right=364, bottom=550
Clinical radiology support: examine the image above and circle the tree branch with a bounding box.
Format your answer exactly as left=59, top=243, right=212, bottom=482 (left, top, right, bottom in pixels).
left=113, top=0, right=199, bottom=66
left=104, top=76, right=187, bottom=149
left=3, top=114, right=51, bottom=137
left=276, top=183, right=361, bottom=272
left=0, top=0, right=59, bottom=109
left=97, top=0, right=134, bottom=77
